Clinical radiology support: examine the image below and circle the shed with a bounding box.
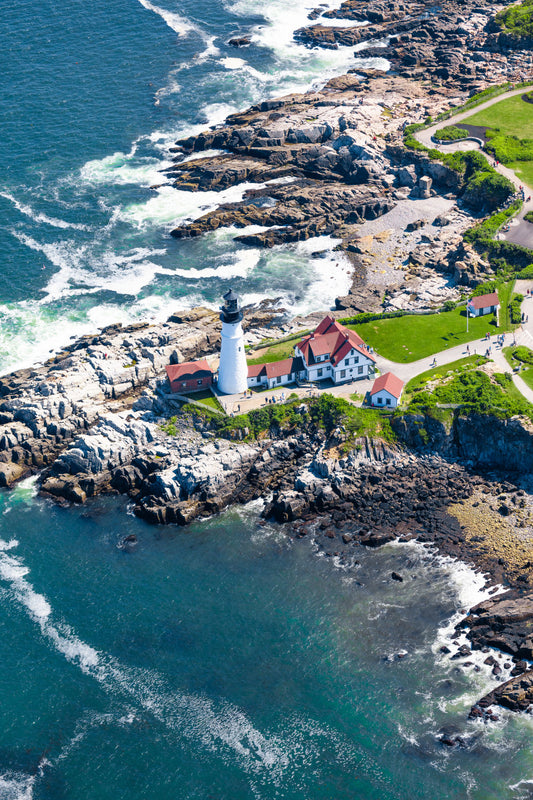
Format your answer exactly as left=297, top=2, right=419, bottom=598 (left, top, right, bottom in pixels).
left=467, top=292, right=500, bottom=318
left=370, top=372, right=404, bottom=409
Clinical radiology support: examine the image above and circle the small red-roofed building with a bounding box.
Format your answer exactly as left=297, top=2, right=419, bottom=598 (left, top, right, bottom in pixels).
left=467, top=292, right=500, bottom=318
left=165, top=360, right=213, bottom=394
left=370, top=372, right=404, bottom=408
left=247, top=356, right=305, bottom=389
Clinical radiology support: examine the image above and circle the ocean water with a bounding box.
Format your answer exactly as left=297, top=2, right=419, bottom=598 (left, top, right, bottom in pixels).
left=2, top=2, right=533, bottom=798
left=2, top=482, right=533, bottom=800
left=0, top=0, right=388, bottom=375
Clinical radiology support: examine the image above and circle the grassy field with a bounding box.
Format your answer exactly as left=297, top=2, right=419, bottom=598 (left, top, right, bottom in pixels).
left=463, top=95, right=533, bottom=188
left=347, top=307, right=505, bottom=362
left=465, top=95, right=533, bottom=138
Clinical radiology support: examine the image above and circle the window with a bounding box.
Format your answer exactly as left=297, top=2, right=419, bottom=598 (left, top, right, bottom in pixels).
left=318, top=368, right=323, bottom=377
left=182, top=382, right=187, bottom=387
left=197, top=379, right=202, bottom=385
left=386, top=398, right=391, bottom=406
left=354, top=356, right=359, bottom=364
left=358, top=366, right=363, bottom=374
left=277, top=375, right=281, bottom=383
left=378, top=396, right=383, bottom=404
left=340, top=369, right=346, bottom=378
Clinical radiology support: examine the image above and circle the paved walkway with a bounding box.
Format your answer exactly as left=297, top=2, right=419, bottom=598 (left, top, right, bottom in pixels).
left=414, top=87, right=533, bottom=247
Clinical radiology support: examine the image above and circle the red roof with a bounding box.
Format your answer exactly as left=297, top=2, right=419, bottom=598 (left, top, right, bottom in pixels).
left=247, top=363, right=266, bottom=378
left=247, top=357, right=303, bottom=380
left=297, top=317, right=375, bottom=366
left=166, top=359, right=213, bottom=382
left=370, top=372, right=404, bottom=399
left=469, top=292, right=499, bottom=310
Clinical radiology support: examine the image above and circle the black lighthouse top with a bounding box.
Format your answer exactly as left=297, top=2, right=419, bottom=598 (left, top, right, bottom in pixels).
left=220, top=288, right=243, bottom=324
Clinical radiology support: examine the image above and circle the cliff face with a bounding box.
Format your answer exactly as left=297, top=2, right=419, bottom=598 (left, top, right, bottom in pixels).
left=391, top=412, right=533, bottom=472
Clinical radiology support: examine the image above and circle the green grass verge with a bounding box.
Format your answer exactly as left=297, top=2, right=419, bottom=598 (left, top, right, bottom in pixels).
left=192, top=391, right=224, bottom=411
left=503, top=344, right=533, bottom=390
left=346, top=306, right=506, bottom=363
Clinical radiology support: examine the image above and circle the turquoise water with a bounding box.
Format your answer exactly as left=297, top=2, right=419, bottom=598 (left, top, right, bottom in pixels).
left=3, top=481, right=533, bottom=800
left=3, top=1, right=533, bottom=797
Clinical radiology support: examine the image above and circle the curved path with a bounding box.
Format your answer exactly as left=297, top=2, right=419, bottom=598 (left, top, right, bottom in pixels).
left=414, top=87, right=533, bottom=247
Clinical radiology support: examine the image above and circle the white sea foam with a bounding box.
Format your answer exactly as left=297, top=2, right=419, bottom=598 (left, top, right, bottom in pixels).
left=223, top=0, right=377, bottom=93
left=0, top=191, right=91, bottom=231
left=0, top=772, right=36, bottom=800
left=80, top=151, right=170, bottom=187
left=119, top=181, right=269, bottom=229
left=314, top=17, right=369, bottom=28
left=135, top=0, right=219, bottom=61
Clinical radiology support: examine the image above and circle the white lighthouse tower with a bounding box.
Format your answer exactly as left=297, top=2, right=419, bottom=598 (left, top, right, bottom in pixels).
left=217, top=288, right=248, bottom=395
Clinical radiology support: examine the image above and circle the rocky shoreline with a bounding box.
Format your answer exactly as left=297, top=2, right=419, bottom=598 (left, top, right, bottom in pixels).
left=3, top=0, right=533, bottom=720
left=2, top=300, right=533, bottom=714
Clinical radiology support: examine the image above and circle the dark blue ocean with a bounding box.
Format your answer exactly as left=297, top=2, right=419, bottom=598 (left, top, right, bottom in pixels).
left=1, top=1, right=533, bottom=798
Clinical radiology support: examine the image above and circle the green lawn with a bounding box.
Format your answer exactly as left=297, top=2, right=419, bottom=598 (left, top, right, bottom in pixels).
left=497, top=279, right=516, bottom=330
left=464, top=95, right=533, bottom=139
left=247, top=331, right=307, bottom=365
left=191, top=390, right=224, bottom=411
left=347, top=307, right=505, bottom=363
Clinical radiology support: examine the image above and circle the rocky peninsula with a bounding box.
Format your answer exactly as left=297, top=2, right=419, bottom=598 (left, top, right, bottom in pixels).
left=3, top=0, right=533, bottom=720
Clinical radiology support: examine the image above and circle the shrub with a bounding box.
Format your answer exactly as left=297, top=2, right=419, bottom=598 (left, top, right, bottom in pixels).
left=525, top=211, right=533, bottom=223
left=512, top=345, right=533, bottom=364
left=484, top=131, right=533, bottom=164
left=463, top=198, right=522, bottom=244
left=434, top=125, right=470, bottom=141
left=470, top=280, right=499, bottom=297
left=462, top=171, right=515, bottom=212
left=496, top=0, right=533, bottom=38
left=509, top=293, right=525, bottom=324
left=517, top=263, right=533, bottom=277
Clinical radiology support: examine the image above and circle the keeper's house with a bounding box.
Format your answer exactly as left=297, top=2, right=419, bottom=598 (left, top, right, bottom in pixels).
left=467, top=292, right=500, bottom=318
left=370, top=372, right=404, bottom=409
left=294, top=316, right=376, bottom=384
left=246, top=316, right=376, bottom=389
left=165, top=360, right=214, bottom=394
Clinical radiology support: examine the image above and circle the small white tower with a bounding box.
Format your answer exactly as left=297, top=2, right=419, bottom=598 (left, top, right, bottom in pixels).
left=217, top=288, right=248, bottom=395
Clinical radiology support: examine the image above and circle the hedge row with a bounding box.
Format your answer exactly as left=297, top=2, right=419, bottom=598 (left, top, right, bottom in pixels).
left=463, top=198, right=523, bottom=243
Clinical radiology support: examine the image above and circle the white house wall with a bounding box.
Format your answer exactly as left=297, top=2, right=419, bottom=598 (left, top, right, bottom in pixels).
left=372, top=389, right=399, bottom=408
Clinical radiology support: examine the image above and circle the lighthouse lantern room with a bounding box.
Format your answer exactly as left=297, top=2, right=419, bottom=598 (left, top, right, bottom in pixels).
left=217, top=288, right=248, bottom=395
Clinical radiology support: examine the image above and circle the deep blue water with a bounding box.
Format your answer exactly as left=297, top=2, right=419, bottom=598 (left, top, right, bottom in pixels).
left=3, top=481, right=533, bottom=800
left=2, top=2, right=533, bottom=798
